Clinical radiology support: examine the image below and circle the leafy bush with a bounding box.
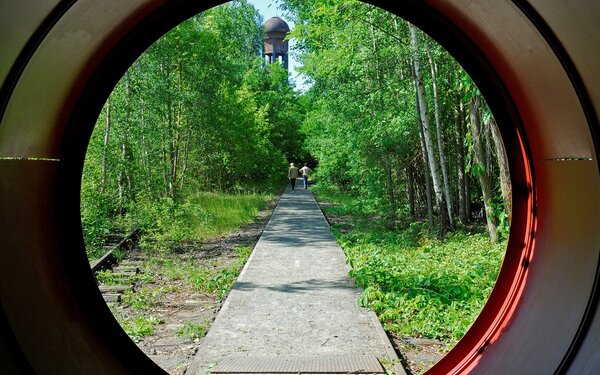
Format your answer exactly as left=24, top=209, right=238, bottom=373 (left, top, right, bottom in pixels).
left=80, top=185, right=116, bottom=258
left=338, top=223, right=506, bottom=343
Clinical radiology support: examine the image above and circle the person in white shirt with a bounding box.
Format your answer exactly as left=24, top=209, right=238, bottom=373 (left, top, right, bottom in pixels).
left=299, top=163, right=313, bottom=190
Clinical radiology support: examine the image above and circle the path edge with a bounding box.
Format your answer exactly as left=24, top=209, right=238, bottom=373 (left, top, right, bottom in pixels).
left=312, top=191, right=407, bottom=375
left=187, top=189, right=286, bottom=374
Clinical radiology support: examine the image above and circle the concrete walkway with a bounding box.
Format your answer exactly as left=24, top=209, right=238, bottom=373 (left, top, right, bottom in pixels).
left=187, top=186, right=403, bottom=374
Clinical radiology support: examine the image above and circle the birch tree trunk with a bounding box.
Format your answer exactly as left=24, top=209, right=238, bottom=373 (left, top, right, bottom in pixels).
left=425, top=40, right=454, bottom=227
left=415, top=91, right=434, bottom=228
left=409, top=22, right=448, bottom=236
left=489, top=118, right=511, bottom=216
left=418, top=120, right=434, bottom=228
left=468, top=96, right=498, bottom=242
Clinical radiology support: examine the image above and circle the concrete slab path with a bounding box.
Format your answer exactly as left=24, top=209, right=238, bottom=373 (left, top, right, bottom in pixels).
left=187, top=186, right=403, bottom=374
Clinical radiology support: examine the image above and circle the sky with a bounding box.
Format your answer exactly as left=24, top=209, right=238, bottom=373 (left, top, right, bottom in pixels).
left=246, top=0, right=307, bottom=90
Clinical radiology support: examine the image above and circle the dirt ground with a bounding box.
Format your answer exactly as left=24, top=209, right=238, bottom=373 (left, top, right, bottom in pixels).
left=105, top=194, right=447, bottom=375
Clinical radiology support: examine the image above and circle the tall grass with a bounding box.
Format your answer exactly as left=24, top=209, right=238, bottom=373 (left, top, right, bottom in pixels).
left=124, top=192, right=271, bottom=247
left=189, top=193, right=270, bottom=238
left=84, top=191, right=272, bottom=258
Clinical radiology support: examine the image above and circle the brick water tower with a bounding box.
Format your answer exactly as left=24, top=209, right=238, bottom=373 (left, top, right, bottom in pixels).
left=263, top=16, right=290, bottom=70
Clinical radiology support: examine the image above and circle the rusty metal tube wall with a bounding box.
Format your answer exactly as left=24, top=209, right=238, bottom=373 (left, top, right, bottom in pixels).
left=0, top=1, right=598, bottom=374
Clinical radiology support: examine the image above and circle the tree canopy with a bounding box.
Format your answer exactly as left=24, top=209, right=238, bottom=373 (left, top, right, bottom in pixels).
left=82, top=0, right=511, bottom=248
left=282, top=0, right=510, bottom=239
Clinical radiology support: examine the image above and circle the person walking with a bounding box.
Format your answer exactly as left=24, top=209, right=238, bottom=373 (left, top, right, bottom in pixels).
left=288, top=163, right=299, bottom=190
left=299, top=163, right=313, bottom=190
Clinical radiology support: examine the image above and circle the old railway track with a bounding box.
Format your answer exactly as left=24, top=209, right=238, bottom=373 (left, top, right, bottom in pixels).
left=90, top=228, right=142, bottom=303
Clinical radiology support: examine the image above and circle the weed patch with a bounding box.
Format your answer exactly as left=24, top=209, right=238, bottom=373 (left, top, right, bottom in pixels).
left=177, top=321, right=208, bottom=341
left=121, top=314, right=161, bottom=343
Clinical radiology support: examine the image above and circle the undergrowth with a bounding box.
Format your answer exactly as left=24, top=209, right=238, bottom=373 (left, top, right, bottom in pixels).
left=120, top=314, right=161, bottom=343
left=316, top=186, right=507, bottom=346
left=124, top=192, right=270, bottom=244
left=133, top=192, right=268, bottom=252
left=88, top=190, right=269, bottom=345
left=84, top=191, right=271, bottom=258
left=177, top=321, right=208, bottom=341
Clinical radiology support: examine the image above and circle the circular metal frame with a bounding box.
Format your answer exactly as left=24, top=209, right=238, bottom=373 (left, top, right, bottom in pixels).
left=0, top=1, right=598, bottom=374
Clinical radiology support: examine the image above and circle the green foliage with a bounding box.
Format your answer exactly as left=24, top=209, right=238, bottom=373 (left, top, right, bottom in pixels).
left=81, top=185, right=114, bottom=257
left=95, top=270, right=118, bottom=285
left=314, top=183, right=382, bottom=218
left=282, top=0, right=437, bottom=219
left=188, top=246, right=252, bottom=300
left=121, top=314, right=161, bottom=343
left=81, top=0, right=302, bottom=252
left=119, top=192, right=270, bottom=250
left=320, top=189, right=505, bottom=343
left=95, top=268, right=156, bottom=285
left=491, top=195, right=510, bottom=239
left=340, top=224, right=505, bottom=342
left=150, top=246, right=252, bottom=300
left=176, top=321, right=207, bottom=341
left=282, top=0, right=511, bottom=238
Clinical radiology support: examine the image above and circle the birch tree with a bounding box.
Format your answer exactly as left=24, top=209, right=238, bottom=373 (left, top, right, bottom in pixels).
left=409, top=22, right=449, bottom=235
left=468, top=96, right=498, bottom=242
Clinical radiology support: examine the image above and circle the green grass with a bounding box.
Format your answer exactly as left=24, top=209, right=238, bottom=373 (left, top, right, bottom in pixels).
left=177, top=321, right=208, bottom=341
left=122, top=192, right=271, bottom=250
left=83, top=191, right=272, bottom=257
left=190, top=193, right=269, bottom=238
left=121, top=287, right=164, bottom=310
left=316, top=188, right=507, bottom=345
left=314, top=184, right=377, bottom=218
